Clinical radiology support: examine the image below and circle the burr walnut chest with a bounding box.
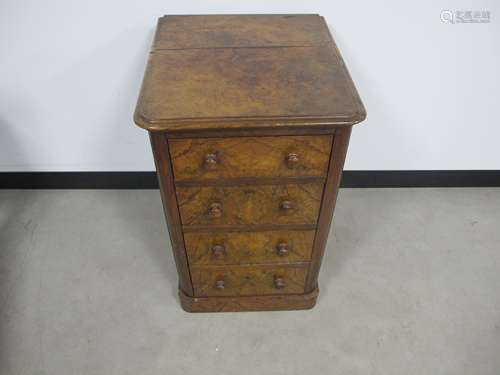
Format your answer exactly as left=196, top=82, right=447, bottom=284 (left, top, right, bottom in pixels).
left=134, top=14, right=366, bottom=312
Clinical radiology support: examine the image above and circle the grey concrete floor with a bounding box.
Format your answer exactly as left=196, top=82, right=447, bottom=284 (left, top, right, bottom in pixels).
left=0, top=188, right=499, bottom=375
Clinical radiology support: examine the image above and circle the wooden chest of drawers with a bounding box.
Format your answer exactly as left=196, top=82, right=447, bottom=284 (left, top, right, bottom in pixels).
left=134, top=14, right=366, bottom=312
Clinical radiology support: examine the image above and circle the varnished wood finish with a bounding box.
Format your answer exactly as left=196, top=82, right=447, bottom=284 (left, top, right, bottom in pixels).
left=164, top=126, right=342, bottom=139
left=190, top=264, right=308, bottom=297
left=134, top=15, right=366, bottom=132
left=149, top=133, right=193, bottom=296
left=176, top=183, right=324, bottom=227
left=169, top=135, right=332, bottom=181
left=153, top=15, right=331, bottom=50
left=305, top=126, right=352, bottom=292
left=135, top=47, right=364, bottom=132
left=184, top=230, right=315, bottom=265
left=174, top=176, right=325, bottom=188
left=179, top=286, right=319, bottom=313
left=182, top=223, right=317, bottom=233
left=135, top=15, right=366, bottom=312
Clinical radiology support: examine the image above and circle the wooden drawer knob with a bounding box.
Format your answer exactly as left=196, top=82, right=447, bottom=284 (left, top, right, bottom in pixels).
left=208, top=202, right=222, bottom=218
left=203, top=153, right=218, bottom=170
left=276, top=242, right=289, bottom=256
left=214, top=279, right=225, bottom=290
left=279, top=200, right=294, bottom=211
left=211, top=244, right=225, bottom=259
left=273, top=275, right=286, bottom=289
left=285, top=153, right=299, bottom=169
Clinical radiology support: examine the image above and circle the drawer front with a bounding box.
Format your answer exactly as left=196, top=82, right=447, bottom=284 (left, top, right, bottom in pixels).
left=191, top=265, right=307, bottom=297
left=169, top=135, right=332, bottom=181
left=177, top=183, right=324, bottom=227
left=184, top=230, right=315, bottom=265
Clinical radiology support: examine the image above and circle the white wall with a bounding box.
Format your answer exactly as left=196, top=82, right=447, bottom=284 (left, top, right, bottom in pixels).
left=1, top=0, right=499, bottom=171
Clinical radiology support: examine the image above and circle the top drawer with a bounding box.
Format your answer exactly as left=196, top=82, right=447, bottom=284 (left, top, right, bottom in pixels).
left=168, top=135, right=332, bottom=182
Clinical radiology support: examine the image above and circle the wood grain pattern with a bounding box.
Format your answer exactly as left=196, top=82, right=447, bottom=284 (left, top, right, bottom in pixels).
left=176, top=183, right=324, bottom=227
left=136, top=15, right=366, bottom=312
left=153, top=14, right=331, bottom=50
left=191, top=264, right=308, bottom=297
left=149, top=133, right=193, bottom=296
left=169, top=135, right=332, bottom=181
left=163, top=126, right=337, bottom=139
left=305, top=126, right=352, bottom=292
left=184, top=230, right=315, bottom=265
left=135, top=46, right=365, bottom=131
left=179, top=287, right=318, bottom=312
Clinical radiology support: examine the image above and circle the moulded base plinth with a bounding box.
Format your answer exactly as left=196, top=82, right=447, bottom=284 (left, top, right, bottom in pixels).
left=179, top=287, right=319, bottom=313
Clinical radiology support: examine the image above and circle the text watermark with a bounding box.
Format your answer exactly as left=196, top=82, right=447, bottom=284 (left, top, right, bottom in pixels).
left=441, top=10, right=491, bottom=24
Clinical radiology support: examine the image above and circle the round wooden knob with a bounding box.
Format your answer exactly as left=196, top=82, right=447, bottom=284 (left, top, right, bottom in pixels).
left=211, top=244, right=225, bottom=259
left=214, top=279, right=225, bottom=289
left=279, top=200, right=294, bottom=211
left=285, top=153, right=299, bottom=169
left=208, top=202, right=222, bottom=218
left=203, top=153, right=218, bottom=170
left=276, top=242, right=289, bottom=256
left=273, top=276, right=286, bottom=289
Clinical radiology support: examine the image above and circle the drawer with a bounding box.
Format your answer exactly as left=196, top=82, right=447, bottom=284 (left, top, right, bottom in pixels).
left=191, top=265, right=308, bottom=297
left=177, top=183, right=324, bottom=227
left=169, top=135, right=332, bottom=181
left=184, top=230, right=315, bottom=265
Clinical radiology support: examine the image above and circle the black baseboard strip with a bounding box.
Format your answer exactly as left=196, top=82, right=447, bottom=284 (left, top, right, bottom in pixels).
left=0, top=172, right=159, bottom=189
left=0, top=171, right=499, bottom=189
left=341, top=170, right=500, bottom=188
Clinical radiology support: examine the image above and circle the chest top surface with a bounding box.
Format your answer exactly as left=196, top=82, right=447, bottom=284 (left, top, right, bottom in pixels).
left=134, top=14, right=365, bottom=132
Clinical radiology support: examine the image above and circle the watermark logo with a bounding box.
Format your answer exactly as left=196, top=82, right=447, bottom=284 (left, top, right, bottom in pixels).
left=441, top=10, right=491, bottom=24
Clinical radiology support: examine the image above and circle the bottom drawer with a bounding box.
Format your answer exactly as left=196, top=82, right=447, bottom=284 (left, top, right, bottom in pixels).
left=191, top=265, right=308, bottom=297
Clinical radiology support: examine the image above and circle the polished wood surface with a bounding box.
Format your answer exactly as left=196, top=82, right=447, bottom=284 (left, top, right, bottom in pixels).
left=190, top=264, right=308, bottom=297
left=179, top=287, right=319, bottom=312
left=135, top=47, right=363, bottom=130
left=134, top=14, right=366, bottom=312
left=134, top=15, right=366, bottom=132
left=149, top=133, right=193, bottom=295
left=176, top=183, right=324, bottom=227
left=169, top=135, right=332, bottom=181
left=184, top=230, right=315, bottom=265
left=152, top=14, right=331, bottom=50
left=306, top=126, right=352, bottom=292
